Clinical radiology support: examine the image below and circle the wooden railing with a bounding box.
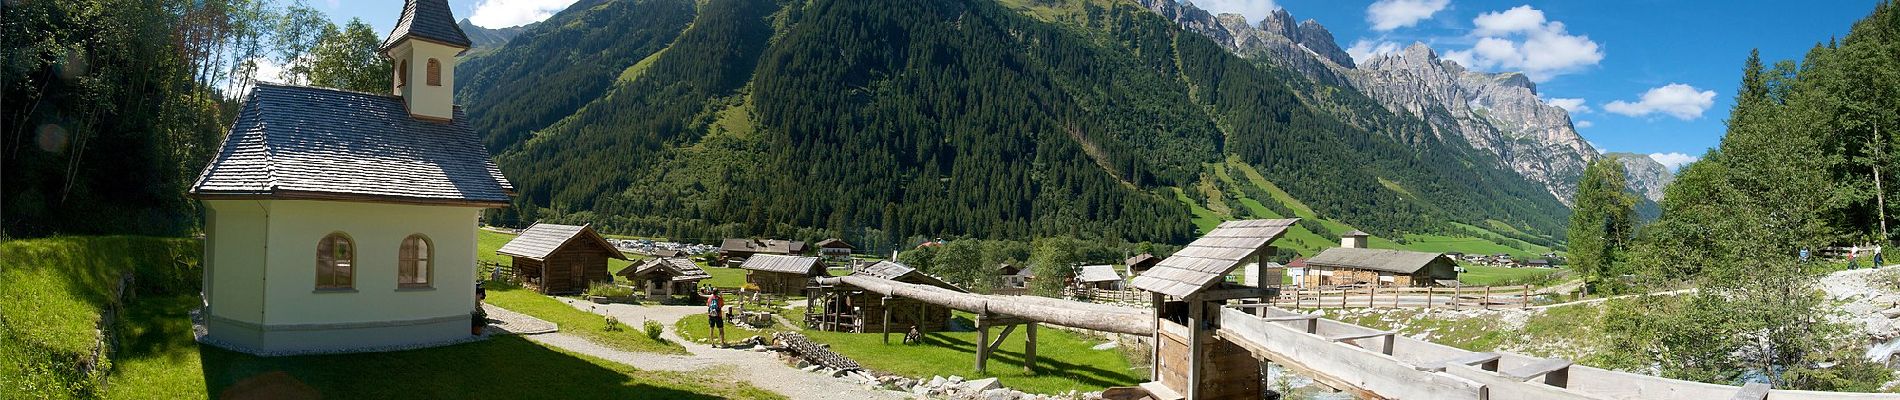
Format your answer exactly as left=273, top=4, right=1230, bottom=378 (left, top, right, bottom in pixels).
left=1276, top=285, right=1534, bottom=310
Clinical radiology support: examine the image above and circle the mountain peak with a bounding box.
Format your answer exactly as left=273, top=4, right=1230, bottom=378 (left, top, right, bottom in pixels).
left=1402, top=42, right=1436, bottom=60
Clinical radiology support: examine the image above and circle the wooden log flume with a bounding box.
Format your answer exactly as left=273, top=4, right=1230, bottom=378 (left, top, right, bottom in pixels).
left=816, top=275, right=1153, bottom=335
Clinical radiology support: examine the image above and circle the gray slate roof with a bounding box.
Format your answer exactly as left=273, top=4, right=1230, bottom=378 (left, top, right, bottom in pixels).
left=382, top=0, right=472, bottom=51
left=1132, top=219, right=1297, bottom=297
left=190, top=84, right=511, bottom=205
left=740, top=254, right=824, bottom=275
left=720, top=238, right=806, bottom=255
left=496, top=223, right=627, bottom=261
left=1124, top=253, right=1160, bottom=269
left=1304, top=247, right=1452, bottom=274
left=623, top=258, right=710, bottom=282
left=852, top=261, right=965, bottom=292
left=1076, top=265, right=1123, bottom=283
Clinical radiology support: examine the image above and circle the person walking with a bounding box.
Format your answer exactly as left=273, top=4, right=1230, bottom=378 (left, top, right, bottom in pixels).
left=706, top=289, right=727, bottom=347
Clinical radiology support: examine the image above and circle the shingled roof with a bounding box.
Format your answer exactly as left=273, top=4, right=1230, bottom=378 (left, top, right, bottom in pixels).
left=496, top=223, right=628, bottom=261
left=852, top=261, right=965, bottom=292
left=1076, top=265, right=1123, bottom=283
left=621, top=257, right=710, bottom=282
left=1304, top=247, right=1452, bottom=274
left=189, top=83, right=511, bottom=205
left=382, top=0, right=472, bottom=51
left=1131, top=219, right=1297, bottom=298
left=740, top=254, right=824, bottom=275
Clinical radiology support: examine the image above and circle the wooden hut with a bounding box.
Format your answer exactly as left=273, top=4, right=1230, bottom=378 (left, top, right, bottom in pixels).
left=1302, top=247, right=1457, bottom=287
left=1075, top=265, right=1125, bottom=290
left=1130, top=219, right=1295, bottom=399
left=719, top=238, right=805, bottom=265
left=497, top=223, right=628, bottom=295
left=813, top=261, right=963, bottom=333
left=1125, top=253, right=1161, bottom=275
left=740, top=254, right=825, bottom=295
left=618, top=257, right=710, bottom=299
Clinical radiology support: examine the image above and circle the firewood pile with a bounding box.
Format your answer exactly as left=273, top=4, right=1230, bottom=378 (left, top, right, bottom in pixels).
left=773, top=332, right=861, bottom=371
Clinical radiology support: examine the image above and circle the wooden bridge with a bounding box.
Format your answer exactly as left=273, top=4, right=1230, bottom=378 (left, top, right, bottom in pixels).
left=817, top=219, right=1900, bottom=400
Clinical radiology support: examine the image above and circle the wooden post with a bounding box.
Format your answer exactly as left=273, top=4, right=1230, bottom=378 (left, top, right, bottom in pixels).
left=881, top=296, right=892, bottom=344
left=1524, top=284, right=1532, bottom=309
left=1025, top=323, right=1039, bottom=371
left=1483, top=286, right=1492, bottom=310
left=1368, top=285, right=1377, bottom=308
left=1426, top=286, right=1434, bottom=309
left=976, top=317, right=991, bottom=373
left=1394, top=286, right=1402, bottom=308
left=1186, top=298, right=1205, bottom=400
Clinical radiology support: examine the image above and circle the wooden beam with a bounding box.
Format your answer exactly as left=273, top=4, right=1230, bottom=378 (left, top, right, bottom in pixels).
left=1503, top=358, right=1573, bottom=387
left=1730, top=382, right=1771, bottom=400
left=881, top=296, right=892, bottom=344
left=976, top=323, right=991, bottom=373
left=1327, top=331, right=1397, bottom=355
left=1194, top=287, right=1277, bottom=302
left=1025, top=323, right=1038, bottom=371
left=1186, top=300, right=1205, bottom=400
left=1412, top=352, right=1501, bottom=372
left=986, top=324, right=1019, bottom=354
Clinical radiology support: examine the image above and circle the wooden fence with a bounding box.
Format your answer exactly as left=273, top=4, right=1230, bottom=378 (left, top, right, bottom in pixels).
left=1275, top=285, right=1534, bottom=310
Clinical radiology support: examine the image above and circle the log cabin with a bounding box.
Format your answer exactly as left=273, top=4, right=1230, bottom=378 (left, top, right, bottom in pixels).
left=496, top=223, right=628, bottom=294
left=741, top=254, right=825, bottom=295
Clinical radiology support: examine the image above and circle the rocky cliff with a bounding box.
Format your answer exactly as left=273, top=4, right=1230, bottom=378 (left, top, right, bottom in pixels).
left=1603, top=152, right=1674, bottom=203
left=1135, top=0, right=1599, bottom=205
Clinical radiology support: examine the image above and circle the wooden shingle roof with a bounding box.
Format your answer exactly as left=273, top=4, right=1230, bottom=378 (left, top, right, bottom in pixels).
left=740, top=254, right=824, bottom=275
left=720, top=239, right=806, bottom=255
left=622, top=257, right=710, bottom=282
left=815, top=238, right=854, bottom=249
left=852, top=261, right=965, bottom=292
left=1131, top=219, right=1297, bottom=297
left=1306, top=248, right=1451, bottom=274
left=189, top=84, right=512, bottom=205
left=496, top=223, right=628, bottom=261
left=1076, top=265, right=1123, bottom=283
left=381, top=0, right=472, bottom=51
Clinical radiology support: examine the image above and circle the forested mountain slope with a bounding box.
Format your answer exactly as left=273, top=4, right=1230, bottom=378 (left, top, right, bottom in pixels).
left=456, top=0, right=1572, bottom=252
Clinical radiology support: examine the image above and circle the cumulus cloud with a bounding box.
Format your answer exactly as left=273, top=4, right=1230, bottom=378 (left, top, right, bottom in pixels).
left=1366, top=0, right=1450, bottom=31
left=1440, top=6, right=1602, bottom=82
left=1188, top=0, right=1280, bottom=24
left=1604, top=83, right=1717, bottom=120
left=1573, top=120, right=1593, bottom=129
left=467, top=0, right=579, bottom=29
left=1545, top=97, right=1590, bottom=114
left=1347, top=39, right=1403, bottom=63
left=1649, top=152, right=1700, bottom=171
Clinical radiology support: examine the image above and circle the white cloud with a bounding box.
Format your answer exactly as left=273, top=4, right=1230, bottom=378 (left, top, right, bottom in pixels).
left=1440, top=6, right=1602, bottom=82
left=1366, top=0, right=1450, bottom=31
left=1649, top=152, right=1700, bottom=171
left=467, top=0, right=579, bottom=29
left=1574, top=120, right=1593, bottom=129
left=1346, top=39, right=1402, bottom=63
left=1546, top=97, right=1590, bottom=114
left=1188, top=0, right=1280, bottom=24
left=1472, top=5, right=1545, bottom=35
left=1604, top=83, right=1717, bottom=120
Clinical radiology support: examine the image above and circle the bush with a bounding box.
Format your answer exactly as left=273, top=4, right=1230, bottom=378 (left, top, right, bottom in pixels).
left=643, top=320, right=664, bottom=340
left=586, top=282, right=635, bottom=298
left=603, top=316, right=624, bottom=332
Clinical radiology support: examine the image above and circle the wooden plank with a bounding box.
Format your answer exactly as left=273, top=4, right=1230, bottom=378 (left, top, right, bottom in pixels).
left=1327, top=331, right=1396, bottom=342
left=986, top=324, right=1018, bottom=354
left=1729, top=382, right=1771, bottom=400
left=1137, top=381, right=1186, bottom=400
left=1503, top=358, right=1573, bottom=387
left=1413, top=352, right=1502, bottom=372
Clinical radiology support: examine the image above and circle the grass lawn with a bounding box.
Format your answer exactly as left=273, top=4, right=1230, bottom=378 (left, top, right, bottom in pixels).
left=1458, top=265, right=1562, bottom=286
left=1, top=236, right=200, bottom=398
left=104, top=295, right=783, bottom=399
left=483, top=284, right=689, bottom=355
left=701, top=266, right=748, bottom=289
left=685, top=309, right=1142, bottom=394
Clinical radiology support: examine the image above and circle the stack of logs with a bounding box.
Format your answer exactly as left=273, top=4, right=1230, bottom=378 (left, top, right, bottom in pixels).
left=773, top=332, right=862, bottom=371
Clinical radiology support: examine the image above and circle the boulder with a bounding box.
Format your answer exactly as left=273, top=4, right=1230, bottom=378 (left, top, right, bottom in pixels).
left=963, top=377, right=1001, bottom=392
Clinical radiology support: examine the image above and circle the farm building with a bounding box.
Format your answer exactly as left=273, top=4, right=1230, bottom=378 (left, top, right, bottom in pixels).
left=497, top=223, right=628, bottom=295
left=995, top=262, right=1033, bottom=294
left=741, top=254, right=826, bottom=295
left=719, top=238, right=806, bottom=265
left=815, top=238, right=855, bottom=259
left=1076, top=265, right=1125, bottom=290
left=189, top=0, right=510, bottom=354
left=1301, top=247, right=1457, bottom=287
left=1125, top=253, right=1161, bottom=275
left=618, top=257, right=709, bottom=299
left=811, top=261, right=963, bottom=333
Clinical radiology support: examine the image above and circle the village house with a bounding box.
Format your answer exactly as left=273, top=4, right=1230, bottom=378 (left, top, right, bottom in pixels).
left=719, top=238, right=806, bottom=265
left=741, top=254, right=826, bottom=295
left=815, top=238, right=855, bottom=260
left=995, top=262, right=1034, bottom=294
left=189, top=0, right=508, bottom=354
left=496, top=223, right=628, bottom=295
left=1301, top=234, right=1458, bottom=287
left=811, top=261, right=961, bottom=333
left=1125, top=253, right=1162, bottom=275
left=618, top=257, right=710, bottom=300
left=1075, top=264, right=1125, bottom=290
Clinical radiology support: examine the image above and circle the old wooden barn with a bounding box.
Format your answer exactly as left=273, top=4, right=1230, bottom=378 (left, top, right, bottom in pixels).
left=1302, top=247, right=1458, bottom=287
left=618, top=257, right=710, bottom=299
left=496, top=223, right=628, bottom=295
left=810, top=260, right=963, bottom=333
left=740, top=254, right=825, bottom=295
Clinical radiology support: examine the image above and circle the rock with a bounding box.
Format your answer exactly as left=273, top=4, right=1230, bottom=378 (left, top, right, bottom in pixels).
left=963, top=377, right=1001, bottom=392
left=948, top=375, right=966, bottom=384
left=980, top=388, right=1016, bottom=400
left=930, top=376, right=947, bottom=387
left=1882, top=307, right=1900, bottom=319
left=801, top=365, right=822, bottom=372
left=1090, top=341, right=1119, bottom=350
left=795, top=359, right=812, bottom=369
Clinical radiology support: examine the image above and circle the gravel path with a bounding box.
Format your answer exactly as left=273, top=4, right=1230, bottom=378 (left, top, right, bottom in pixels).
left=506, top=298, right=907, bottom=400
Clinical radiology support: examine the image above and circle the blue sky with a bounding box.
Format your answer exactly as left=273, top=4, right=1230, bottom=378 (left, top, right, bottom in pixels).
left=321, top=0, right=1883, bottom=170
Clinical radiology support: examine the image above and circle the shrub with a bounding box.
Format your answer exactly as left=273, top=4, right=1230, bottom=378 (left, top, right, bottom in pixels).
left=643, top=320, right=664, bottom=340
left=603, top=316, right=624, bottom=332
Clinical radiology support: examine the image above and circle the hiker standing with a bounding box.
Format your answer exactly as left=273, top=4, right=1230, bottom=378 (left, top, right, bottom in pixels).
left=706, top=289, right=728, bottom=346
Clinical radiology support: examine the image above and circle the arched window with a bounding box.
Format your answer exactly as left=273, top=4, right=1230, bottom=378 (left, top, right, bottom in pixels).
left=426, top=59, right=441, bottom=86
left=399, top=234, right=432, bottom=288
left=316, top=233, right=355, bottom=290
left=397, top=60, right=408, bottom=88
